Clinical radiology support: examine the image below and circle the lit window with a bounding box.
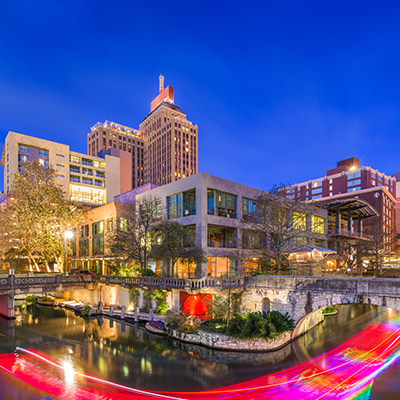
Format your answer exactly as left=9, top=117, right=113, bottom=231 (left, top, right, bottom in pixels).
left=312, top=215, right=324, bottom=234
left=293, top=212, right=307, bottom=230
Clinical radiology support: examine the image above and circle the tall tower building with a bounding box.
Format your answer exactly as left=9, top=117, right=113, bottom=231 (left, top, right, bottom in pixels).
left=88, top=76, right=198, bottom=191
left=140, top=75, right=198, bottom=186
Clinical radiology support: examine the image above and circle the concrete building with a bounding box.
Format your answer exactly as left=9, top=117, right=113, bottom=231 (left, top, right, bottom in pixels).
left=1, top=131, right=122, bottom=207
left=113, top=172, right=327, bottom=278
left=69, top=201, right=131, bottom=274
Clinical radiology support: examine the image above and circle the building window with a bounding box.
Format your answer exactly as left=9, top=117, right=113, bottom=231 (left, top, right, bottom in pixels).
left=168, top=193, right=182, bottom=219
left=82, top=178, right=93, bottom=185
left=80, top=225, right=89, bottom=237
left=18, top=155, right=29, bottom=162
left=39, top=149, right=49, bottom=157
left=70, top=155, right=80, bottom=163
left=140, top=199, right=162, bottom=222
left=70, top=185, right=105, bottom=205
left=347, top=171, right=361, bottom=179
left=79, top=240, right=89, bottom=256
left=311, top=187, right=322, bottom=195
left=19, top=144, right=29, bottom=152
left=108, top=218, right=113, bottom=232
left=119, top=217, right=127, bottom=231
left=70, top=175, right=80, bottom=183
left=38, top=159, right=49, bottom=168
left=371, top=172, right=376, bottom=179
left=311, top=215, right=324, bottom=234
left=347, top=187, right=361, bottom=192
left=348, top=179, right=361, bottom=187
left=207, top=225, right=236, bottom=248
left=82, top=158, right=93, bottom=166
left=207, top=257, right=237, bottom=277
left=207, top=189, right=237, bottom=218
left=70, top=165, right=80, bottom=173
left=293, top=212, right=307, bottom=230
left=82, top=168, right=93, bottom=176
left=242, top=198, right=256, bottom=218
left=292, top=236, right=308, bottom=247
left=371, top=179, right=375, bottom=186
left=311, top=194, right=322, bottom=199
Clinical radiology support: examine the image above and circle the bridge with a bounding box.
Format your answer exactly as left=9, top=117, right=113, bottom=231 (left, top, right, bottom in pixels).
left=1, top=274, right=400, bottom=324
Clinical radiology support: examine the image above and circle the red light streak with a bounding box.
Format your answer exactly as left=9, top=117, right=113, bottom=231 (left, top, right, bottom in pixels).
left=0, top=317, right=399, bottom=399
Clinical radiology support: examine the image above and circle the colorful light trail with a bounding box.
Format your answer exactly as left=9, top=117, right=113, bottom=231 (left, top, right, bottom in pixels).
left=1, top=316, right=400, bottom=399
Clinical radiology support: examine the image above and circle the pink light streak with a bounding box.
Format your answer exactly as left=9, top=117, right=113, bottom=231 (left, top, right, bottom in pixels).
left=1, top=317, right=400, bottom=399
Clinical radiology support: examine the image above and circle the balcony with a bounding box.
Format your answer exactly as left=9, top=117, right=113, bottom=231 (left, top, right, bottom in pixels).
left=328, top=228, right=372, bottom=241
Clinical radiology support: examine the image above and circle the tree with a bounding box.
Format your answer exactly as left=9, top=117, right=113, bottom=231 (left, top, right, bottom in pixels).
left=150, top=221, right=207, bottom=277
left=245, top=184, right=317, bottom=275
left=208, top=284, right=243, bottom=327
left=106, top=197, right=161, bottom=274
left=0, top=160, right=81, bottom=272
left=362, top=217, right=400, bottom=277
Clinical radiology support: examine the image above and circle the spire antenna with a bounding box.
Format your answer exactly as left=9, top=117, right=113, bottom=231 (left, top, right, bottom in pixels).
left=159, top=74, right=164, bottom=93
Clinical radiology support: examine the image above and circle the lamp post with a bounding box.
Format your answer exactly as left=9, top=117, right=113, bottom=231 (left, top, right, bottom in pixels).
left=64, top=230, right=73, bottom=274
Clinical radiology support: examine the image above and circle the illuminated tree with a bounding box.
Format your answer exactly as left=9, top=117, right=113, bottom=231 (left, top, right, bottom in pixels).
left=106, top=197, right=161, bottom=274
left=245, top=184, right=317, bottom=275
left=150, top=221, right=206, bottom=277
left=0, top=160, right=81, bottom=272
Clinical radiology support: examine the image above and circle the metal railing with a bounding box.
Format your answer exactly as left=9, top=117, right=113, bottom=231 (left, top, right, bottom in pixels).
left=328, top=228, right=373, bottom=240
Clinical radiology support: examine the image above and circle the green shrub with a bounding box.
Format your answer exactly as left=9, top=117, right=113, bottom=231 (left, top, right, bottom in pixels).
left=322, top=306, right=336, bottom=314
left=152, top=289, right=168, bottom=315
left=25, top=295, right=38, bottom=303
left=129, top=289, right=139, bottom=308
left=202, top=310, right=295, bottom=341
left=165, top=312, right=199, bottom=333
left=81, top=306, right=91, bottom=316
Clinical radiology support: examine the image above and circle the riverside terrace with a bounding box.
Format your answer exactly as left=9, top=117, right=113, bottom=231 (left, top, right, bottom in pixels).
left=2, top=274, right=400, bottom=323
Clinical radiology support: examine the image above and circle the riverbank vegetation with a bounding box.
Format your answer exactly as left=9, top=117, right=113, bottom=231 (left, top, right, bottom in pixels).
left=202, top=310, right=295, bottom=340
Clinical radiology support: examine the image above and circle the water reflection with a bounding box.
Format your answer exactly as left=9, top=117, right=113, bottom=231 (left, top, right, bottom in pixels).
left=0, top=303, right=396, bottom=394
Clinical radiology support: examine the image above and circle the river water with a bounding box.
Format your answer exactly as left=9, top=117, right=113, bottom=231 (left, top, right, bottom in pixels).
left=0, top=303, right=398, bottom=399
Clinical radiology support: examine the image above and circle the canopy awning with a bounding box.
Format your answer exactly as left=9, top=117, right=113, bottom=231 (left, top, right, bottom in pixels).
left=317, top=198, right=379, bottom=220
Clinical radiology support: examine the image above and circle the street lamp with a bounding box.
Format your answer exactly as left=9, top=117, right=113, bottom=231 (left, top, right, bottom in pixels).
left=64, top=230, right=73, bottom=274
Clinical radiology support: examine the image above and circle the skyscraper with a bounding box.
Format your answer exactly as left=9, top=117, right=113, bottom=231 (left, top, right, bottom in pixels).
left=88, top=76, right=198, bottom=190
left=140, top=75, right=198, bottom=186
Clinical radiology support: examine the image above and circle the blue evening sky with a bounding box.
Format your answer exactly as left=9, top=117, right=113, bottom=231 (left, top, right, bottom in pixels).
left=1, top=1, right=400, bottom=191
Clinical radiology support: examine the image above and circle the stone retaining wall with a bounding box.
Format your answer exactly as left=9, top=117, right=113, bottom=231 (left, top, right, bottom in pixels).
left=168, top=328, right=201, bottom=344
left=198, top=329, right=292, bottom=352
left=165, top=327, right=293, bottom=352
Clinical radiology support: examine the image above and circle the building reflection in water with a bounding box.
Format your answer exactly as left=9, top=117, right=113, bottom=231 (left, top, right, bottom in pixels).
left=1, top=302, right=394, bottom=392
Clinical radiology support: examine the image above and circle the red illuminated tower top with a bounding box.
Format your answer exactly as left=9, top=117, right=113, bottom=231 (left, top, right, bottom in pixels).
left=150, top=75, right=174, bottom=111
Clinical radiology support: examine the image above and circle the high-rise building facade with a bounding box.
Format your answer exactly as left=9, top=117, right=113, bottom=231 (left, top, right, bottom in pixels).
left=88, top=76, right=198, bottom=191
left=140, top=76, right=198, bottom=186
left=1, top=131, right=123, bottom=207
